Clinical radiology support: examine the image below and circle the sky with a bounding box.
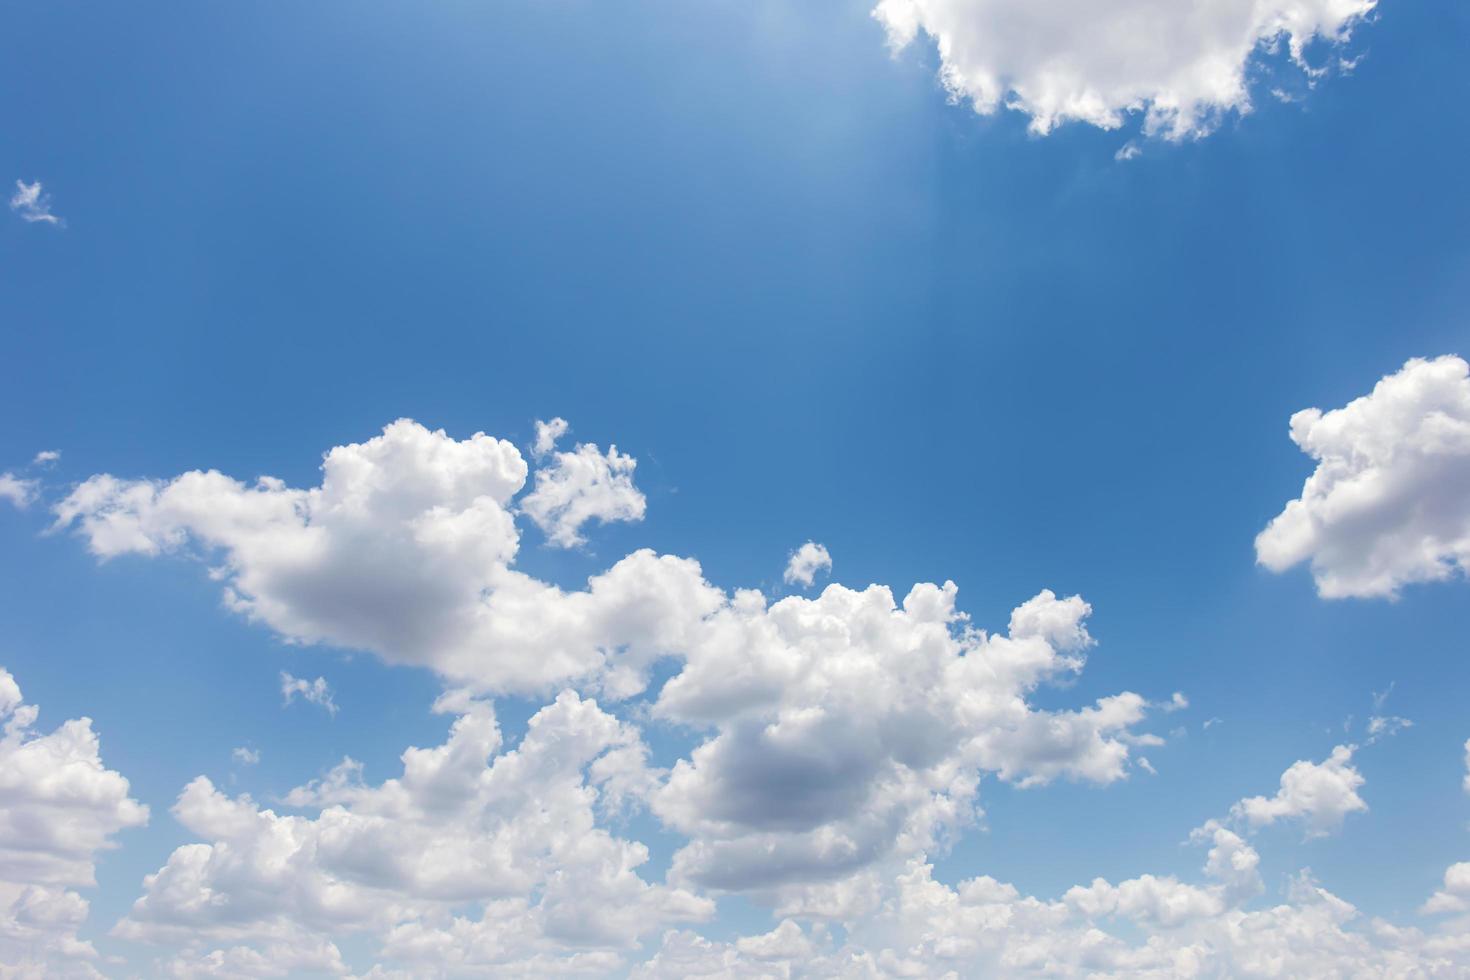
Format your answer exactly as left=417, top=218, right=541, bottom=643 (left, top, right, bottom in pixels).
left=1, top=0, right=1469, bottom=976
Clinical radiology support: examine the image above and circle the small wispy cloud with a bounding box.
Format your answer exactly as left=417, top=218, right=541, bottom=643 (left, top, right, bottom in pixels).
left=0, top=473, right=38, bottom=509
left=32, top=450, right=61, bottom=466
left=232, top=746, right=261, bottom=766
left=281, top=671, right=338, bottom=716
left=10, top=180, right=63, bottom=226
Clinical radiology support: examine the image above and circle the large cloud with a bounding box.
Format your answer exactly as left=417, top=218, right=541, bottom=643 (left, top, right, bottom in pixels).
left=0, top=666, right=148, bottom=978
left=1256, top=355, right=1470, bottom=599
left=53, top=419, right=716, bottom=696
left=873, top=0, right=1375, bottom=140
left=118, top=690, right=710, bottom=976
left=652, top=586, right=1163, bottom=898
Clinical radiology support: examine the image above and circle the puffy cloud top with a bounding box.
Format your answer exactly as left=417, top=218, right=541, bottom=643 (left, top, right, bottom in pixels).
left=1257, top=355, right=1470, bottom=599
left=873, top=0, right=1375, bottom=141
left=0, top=666, right=148, bottom=976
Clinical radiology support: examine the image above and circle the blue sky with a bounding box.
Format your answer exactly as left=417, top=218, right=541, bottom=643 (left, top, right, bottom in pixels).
left=2, top=1, right=1469, bottom=976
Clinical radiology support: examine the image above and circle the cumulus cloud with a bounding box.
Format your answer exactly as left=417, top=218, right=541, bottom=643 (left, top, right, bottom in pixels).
left=1227, top=744, right=1367, bottom=837
left=1256, top=355, right=1470, bottom=599
left=638, top=852, right=1470, bottom=979
left=10, top=179, right=63, bottom=225
left=280, top=672, right=337, bottom=716
left=782, top=542, right=831, bottom=588
left=33, top=450, right=62, bottom=466
left=1422, top=862, right=1470, bottom=916
left=651, top=586, right=1161, bottom=898
left=54, top=420, right=1180, bottom=945
left=117, top=691, right=710, bottom=975
left=0, top=665, right=148, bottom=976
left=872, top=0, right=1375, bottom=141
left=521, top=420, right=646, bottom=548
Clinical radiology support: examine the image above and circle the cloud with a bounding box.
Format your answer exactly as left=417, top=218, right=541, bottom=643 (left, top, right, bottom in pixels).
left=1256, top=355, right=1470, bottom=599
left=872, top=0, right=1375, bottom=141
left=280, top=672, right=337, bottom=716
left=10, top=179, right=63, bottom=225
left=0, top=472, right=38, bottom=509
left=33, top=450, right=61, bottom=466
left=231, top=747, right=261, bottom=766
left=638, top=852, right=1470, bottom=978
left=532, top=417, right=569, bottom=459
left=117, top=691, right=710, bottom=975
left=651, top=586, right=1162, bottom=897
left=1422, top=862, right=1470, bottom=916
left=56, top=419, right=1172, bottom=927
left=520, top=422, right=646, bottom=549
left=0, top=665, right=148, bottom=976
left=1227, top=744, right=1367, bottom=837
left=782, top=541, right=831, bottom=588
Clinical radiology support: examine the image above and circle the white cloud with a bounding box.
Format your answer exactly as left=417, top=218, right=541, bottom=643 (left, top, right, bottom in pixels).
left=521, top=422, right=646, bottom=548
left=872, top=0, right=1375, bottom=141
left=1422, top=862, right=1470, bottom=916
left=280, top=672, right=337, bottom=716
left=52, top=421, right=710, bottom=698
left=0, top=665, right=148, bottom=977
left=651, top=586, right=1162, bottom=898
left=10, top=179, right=62, bottom=225
left=782, top=542, right=832, bottom=588
left=117, top=691, right=710, bottom=975
left=0, top=473, right=38, bottom=509
left=231, top=747, right=261, bottom=767
left=531, top=417, right=569, bottom=458
left=33, top=449, right=61, bottom=466
left=55, top=420, right=1176, bottom=942
left=1227, top=744, right=1367, bottom=837
left=1256, top=355, right=1470, bottom=599
left=638, top=850, right=1470, bottom=979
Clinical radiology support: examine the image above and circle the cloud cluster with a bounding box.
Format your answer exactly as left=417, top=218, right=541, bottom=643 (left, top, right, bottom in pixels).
left=1257, top=355, right=1470, bottom=599
left=118, top=690, right=709, bottom=976
left=872, top=0, right=1375, bottom=140
left=0, top=666, right=148, bottom=977
left=44, top=417, right=1470, bottom=976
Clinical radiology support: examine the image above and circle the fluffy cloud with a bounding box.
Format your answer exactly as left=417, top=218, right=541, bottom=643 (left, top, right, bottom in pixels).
left=1422, top=862, right=1470, bottom=916
left=1227, top=744, right=1367, bottom=837
left=231, top=747, right=260, bottom=767
left=1256, top=355, right=1470, bottom=599
left=651, top=586, right=1161, bottom=899
left=0, top=666, right=148, bottom=977
left=521, top=419, right=646, bottom=548
left=782, top=542, right=831, bottom=588
left=280, top=672, right=337, bottom=716
left=54, top=420, right=705, bottom=696
left=872, top=0, right=1375, bottom=141
left=638, top=819, right=1470, bottom=979
left=10, top=179, right=62, bottom=225
left=117, top=690, right=709, bottom=975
